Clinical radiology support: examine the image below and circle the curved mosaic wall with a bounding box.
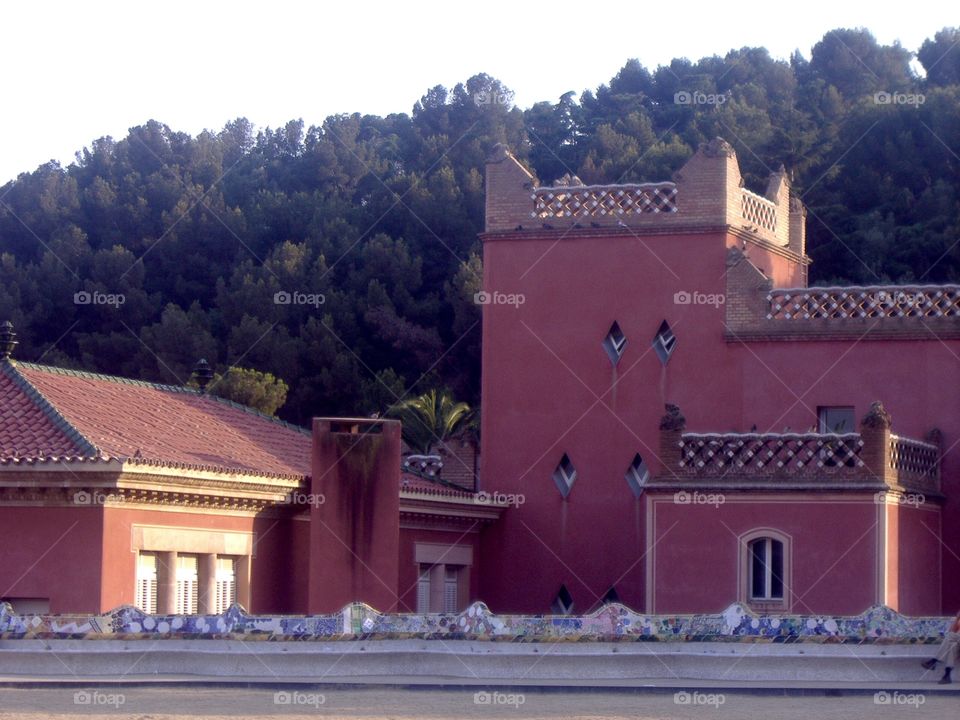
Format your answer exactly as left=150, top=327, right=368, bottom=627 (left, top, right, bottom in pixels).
left=0, top=601, right=950, bottom=643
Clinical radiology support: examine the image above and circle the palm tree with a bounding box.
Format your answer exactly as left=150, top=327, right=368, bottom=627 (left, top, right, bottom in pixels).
left=386, top=390, right=475, bottom=455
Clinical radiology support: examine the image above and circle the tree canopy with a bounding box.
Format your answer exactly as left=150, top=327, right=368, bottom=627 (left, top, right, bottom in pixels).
left=1, top=29, right=958, bottom=424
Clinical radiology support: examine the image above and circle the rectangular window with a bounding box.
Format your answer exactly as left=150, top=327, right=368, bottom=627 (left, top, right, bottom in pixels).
left=416, top=564, right=462, bottom=613
left=750, top=541, right=766, bottom=599
left=444, top=567, right=459, bottom=613
left=416, top=565, right=430, bottom=613
left=769, top=540, right=784, bottom=600
left=135, top=552, right=158, bottom=614
left=214, top=557, right=236, bottom=614
left=175, top=554, right=198, bottom=614
left=750, top=538, right=785, bottom=601
left=818, top=406, right=855, bottom=433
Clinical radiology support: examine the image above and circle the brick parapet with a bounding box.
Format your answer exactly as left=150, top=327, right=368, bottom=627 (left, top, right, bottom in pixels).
left=484, top=138, right=805, bottom=252
left=650, top=403, right=941, bottom=497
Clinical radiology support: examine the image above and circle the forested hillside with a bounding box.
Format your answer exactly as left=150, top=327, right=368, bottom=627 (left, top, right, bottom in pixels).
left=1, top=28, right=958, bottom=423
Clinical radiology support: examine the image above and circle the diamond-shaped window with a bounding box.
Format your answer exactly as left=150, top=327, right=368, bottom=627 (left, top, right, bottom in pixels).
left=551, top=584, right=574, bottom=615
left=553, top=453, right=577, bottom=498
left=602, top=321, right=627, bottom=365
left=625, top=453, right=650, bottom=498
left=652, top=320, right=677, bottom=365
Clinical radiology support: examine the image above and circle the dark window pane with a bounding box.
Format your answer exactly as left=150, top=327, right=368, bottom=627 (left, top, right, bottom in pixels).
left=818, top=407, right=855, bottom=433
left=750, top=540, right=766, bottom=598
left=770, top=540, right=784, bottom=599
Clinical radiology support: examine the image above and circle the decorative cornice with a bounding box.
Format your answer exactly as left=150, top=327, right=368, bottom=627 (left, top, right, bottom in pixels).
left=120, top=457, right=306, bottom=483
left=0, top=463, right=305, bottom=512
left=399, top=494, right=506, bottom=524
left=0, top=486, right=283, bottom=513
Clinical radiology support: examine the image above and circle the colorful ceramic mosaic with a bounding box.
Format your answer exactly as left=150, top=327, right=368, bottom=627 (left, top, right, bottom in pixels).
left=0, top=601, right=951, bottom=643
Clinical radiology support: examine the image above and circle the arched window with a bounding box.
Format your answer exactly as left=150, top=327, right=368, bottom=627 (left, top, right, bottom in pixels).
left=740, top=529, right=790, bottom=610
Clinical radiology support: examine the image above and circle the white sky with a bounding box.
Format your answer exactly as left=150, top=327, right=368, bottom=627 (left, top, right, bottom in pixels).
left=1, top=0, right=955, bottom=183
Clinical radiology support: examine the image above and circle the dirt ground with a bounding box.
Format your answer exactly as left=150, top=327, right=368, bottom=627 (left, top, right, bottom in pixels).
left=0, top=687, right=952, bottom=720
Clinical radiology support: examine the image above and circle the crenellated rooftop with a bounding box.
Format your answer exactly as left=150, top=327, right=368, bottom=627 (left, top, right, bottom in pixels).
left=484, top=138, right=806, bottom=258
left=483, top=140, right=960, bottom=341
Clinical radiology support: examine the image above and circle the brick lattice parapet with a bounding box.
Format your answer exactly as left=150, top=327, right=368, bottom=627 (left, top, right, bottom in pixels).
left=651, top=401, right=940, bottom=496
left=727, top=280, right=960, bottom=341
left=767, top=286, right=960, bottom=320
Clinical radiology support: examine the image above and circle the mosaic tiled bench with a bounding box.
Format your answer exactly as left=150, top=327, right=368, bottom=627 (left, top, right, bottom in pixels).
left=0, top=602, right=950, bottom=643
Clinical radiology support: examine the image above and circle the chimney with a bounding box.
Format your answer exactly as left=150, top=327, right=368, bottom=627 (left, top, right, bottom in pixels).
left=484, top=144, right=537, bottom=233
left=671, top=137, right=742, bottom=227
left=308, top=418, right=401, bottom=613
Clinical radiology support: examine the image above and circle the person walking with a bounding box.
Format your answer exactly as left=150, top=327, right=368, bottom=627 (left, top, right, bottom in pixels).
left=921, top=610, right=960, bottom=684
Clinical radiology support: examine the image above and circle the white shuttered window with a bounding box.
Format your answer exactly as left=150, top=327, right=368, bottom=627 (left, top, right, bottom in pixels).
left=214, top=557, right=237, bottom=613
left=175, top=555, right=199, bottom=614
left=135, top=552, right=157, bottom=614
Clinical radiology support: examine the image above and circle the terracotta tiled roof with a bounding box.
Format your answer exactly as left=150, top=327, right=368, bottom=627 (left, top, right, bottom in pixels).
left=0, top=361, right=310, bottom=479
left=0, top=369, right=88, bottom=459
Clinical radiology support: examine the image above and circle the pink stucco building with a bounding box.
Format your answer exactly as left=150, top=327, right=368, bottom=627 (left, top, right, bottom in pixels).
left=478, top=139, right=956, bottom=617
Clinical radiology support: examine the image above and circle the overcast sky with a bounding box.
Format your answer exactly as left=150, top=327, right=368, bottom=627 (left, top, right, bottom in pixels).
left=1, top=0, right=956, bottom=183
